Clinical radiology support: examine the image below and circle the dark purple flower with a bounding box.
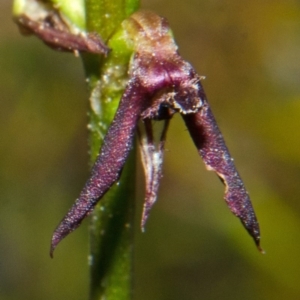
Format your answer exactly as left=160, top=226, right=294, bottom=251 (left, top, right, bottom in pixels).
left=15, top=9, right=262, bottom=256
left=48, top=11, right=262, bottom=256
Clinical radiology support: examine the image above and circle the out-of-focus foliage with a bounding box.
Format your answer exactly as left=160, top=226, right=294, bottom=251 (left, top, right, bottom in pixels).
left=1, top=0, right=300, bottom=299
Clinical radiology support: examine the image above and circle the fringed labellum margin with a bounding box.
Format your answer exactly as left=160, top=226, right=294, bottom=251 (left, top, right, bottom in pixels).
left=14, top=9, right=262, bottom=256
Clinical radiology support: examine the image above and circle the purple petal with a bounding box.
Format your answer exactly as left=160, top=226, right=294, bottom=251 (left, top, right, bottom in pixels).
left=16, top=15, right=109, bottom=55
left=137, top=119, right=169, bottom=230
left=50, top=80, right=146, bottom=256
left=182, top=100, right=262, bottom=251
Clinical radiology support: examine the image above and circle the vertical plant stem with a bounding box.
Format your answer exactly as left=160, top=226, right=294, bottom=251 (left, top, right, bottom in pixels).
left=82, top=0, right=139, bottom=299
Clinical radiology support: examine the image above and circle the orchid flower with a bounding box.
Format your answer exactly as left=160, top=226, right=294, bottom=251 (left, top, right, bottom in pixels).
left=15, top=10, right=261, bottom=257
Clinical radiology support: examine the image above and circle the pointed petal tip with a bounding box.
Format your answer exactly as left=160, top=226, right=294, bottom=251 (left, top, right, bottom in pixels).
left=255, top=240, right=265, bottom=254
left=50, top=248, right=54, bottom=259
left=50, top=229, right=64, bottom=258
left=252, top=232, right=265, bottom=254
left=141, top=205, right=154, bottom=232
left=141, top=206, right=148, bottom=231
left=50, top=234, right=59, bottom=258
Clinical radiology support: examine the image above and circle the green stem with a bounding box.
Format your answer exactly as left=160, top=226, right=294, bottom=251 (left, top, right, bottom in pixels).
left=13, top=0, right=139, bottom=298
left=86, top=0, right=139, bottom=41
left=82, top=0, right=139, bottom=299
left=89, top=150, right=136, bottom=299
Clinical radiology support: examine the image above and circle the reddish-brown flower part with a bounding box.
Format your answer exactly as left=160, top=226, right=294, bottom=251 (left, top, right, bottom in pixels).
left=48, top=11, right=262, bottom=256
left=17, top=10, right=261, bottom=256
left=15, top=14, right=109, bottom=55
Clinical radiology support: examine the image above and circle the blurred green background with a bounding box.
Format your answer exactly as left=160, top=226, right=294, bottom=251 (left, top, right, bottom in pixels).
left=1, top=0, right=300, bottom=299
